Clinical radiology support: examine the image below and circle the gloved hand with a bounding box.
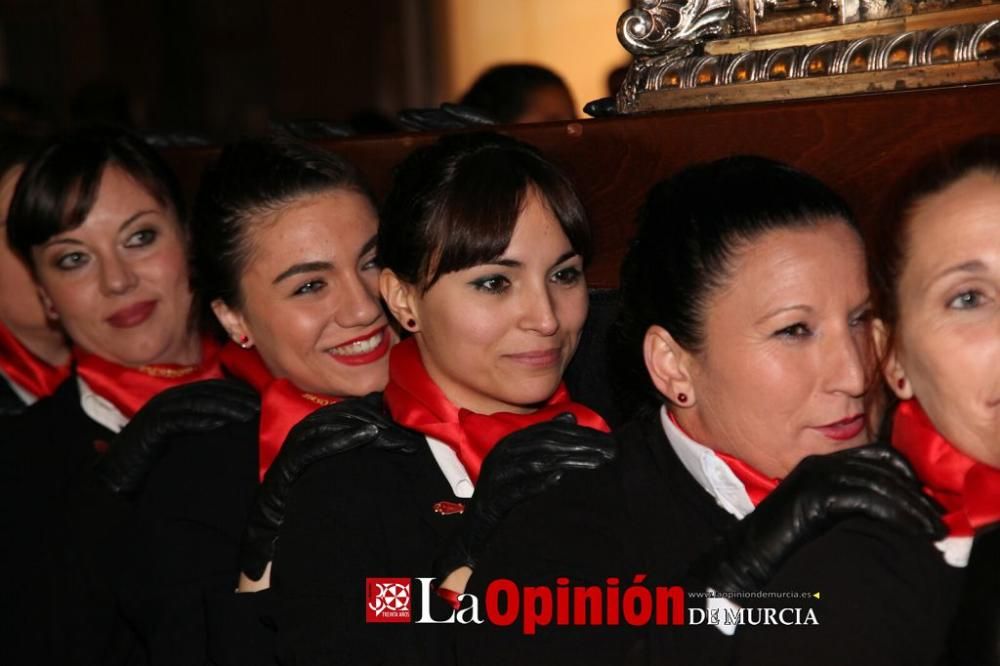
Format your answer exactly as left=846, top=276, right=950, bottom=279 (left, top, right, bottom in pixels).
left=698, top=443, right=945, bottom=595
left=98, top=379, right=260, bottom=495
left=434, top=414, right=617, bottom=580
left=240, top=392, right=422, bottom=581
left=398, top=103, right=496, bottom=131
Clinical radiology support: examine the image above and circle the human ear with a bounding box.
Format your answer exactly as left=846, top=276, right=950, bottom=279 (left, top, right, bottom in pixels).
left=211, top=298, right=253, bottom=348
left=380, top=269, right=421, bottom=332
left=872, top=318, right=913, bottom=400
left=643, top=325, right=697, bottom=407
left=36, top=286, right=59, bottom=321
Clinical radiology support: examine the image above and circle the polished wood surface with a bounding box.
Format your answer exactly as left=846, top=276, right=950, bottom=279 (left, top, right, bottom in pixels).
left=164, top=82, right=1000, bottom=287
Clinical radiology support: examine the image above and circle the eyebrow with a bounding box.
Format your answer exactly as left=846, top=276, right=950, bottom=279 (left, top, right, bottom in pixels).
left=482, top=250, right=580, bottom=271
left=41, top=209, right=161, bottom=248
left=360, top=235, right=377, bottom=257
left=755, top=304, right=814, bottom=325
left=273, top=261, right=333, bottom=284
left=929, top=260, right=987, bottom=286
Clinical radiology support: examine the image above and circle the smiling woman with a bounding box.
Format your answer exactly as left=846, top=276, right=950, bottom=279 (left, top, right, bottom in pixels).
left=69, top=135, right=400, bottom=665
left=1, top=126, right=224, bottom=664
left=459, top=156, right=951, bottom=666
left=228, top=131, right=615, bottom=665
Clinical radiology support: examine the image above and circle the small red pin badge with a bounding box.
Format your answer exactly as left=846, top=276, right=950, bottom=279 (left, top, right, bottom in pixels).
left=432, top=501, right=465, bottom=515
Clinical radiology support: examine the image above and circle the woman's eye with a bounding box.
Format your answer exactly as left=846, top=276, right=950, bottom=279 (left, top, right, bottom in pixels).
left=55, top=252, right=88, bottom=270
left=360, top=255, right=380, bottom=271
left=551, top=266, right=582, bottom=286
left=775, top=322, right=812, bottom=338
left=293, top=279, right=326, bottom=296
left=470, top=275, right=510, bottom=295
left=850, top=308, right=873, bottom=328
left=948, top=290, right=985, bottom=310
left=124, top=228, right=157, bottom=248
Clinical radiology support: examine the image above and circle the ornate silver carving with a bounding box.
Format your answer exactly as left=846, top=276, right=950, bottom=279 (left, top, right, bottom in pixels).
left=618, top=0, right=734, bottom=56
left=618, top=18, right=999, bottom=109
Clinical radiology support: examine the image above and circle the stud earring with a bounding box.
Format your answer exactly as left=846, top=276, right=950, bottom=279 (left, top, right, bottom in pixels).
left=896, top=378, right=905, bottom=390
left=406, top=318, right=416, bottom=329
left=677, top=393, right=688, bottom=404
left=238, top=335, right=250, bottom=349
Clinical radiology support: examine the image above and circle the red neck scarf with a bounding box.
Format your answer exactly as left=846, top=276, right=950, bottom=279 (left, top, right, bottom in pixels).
left=0, top=322, right=70, bottom=399
left=891, top=399, right=1000, bottom=537
left=383, top=337, right=610, bottom=483
left=219, top=343, right=340, bottom=482
left=715, top=451, right=780, bottom=506
left=74, top=336, right=223, bottom=420
left=667, top=409, right=779, bottom=506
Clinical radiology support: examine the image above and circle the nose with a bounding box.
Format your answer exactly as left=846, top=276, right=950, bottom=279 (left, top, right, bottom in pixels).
left=334, top=271, right=383, bottom=329
left=824, top=326, right=868, bottom=398
left=519, top=281, right=560, bottom=336
left=99, top=253, right=139, bottom=296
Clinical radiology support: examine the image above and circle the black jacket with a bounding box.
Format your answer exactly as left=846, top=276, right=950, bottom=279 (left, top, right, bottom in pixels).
left=268, top=440, right=465, bottom=665
left=464, top=408, right=963, bottom=665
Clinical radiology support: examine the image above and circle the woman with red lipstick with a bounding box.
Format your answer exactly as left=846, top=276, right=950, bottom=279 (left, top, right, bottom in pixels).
left=867, top=137, right=1000, bottom=665
left=88, top=135, right=398, bottom=665
left=459, top=156, right=951, bottom=665
left=0, top=135, right=70, bottom=422
left=232, top=131, right=615, bottom=665
left=1, top=126, right=224, bottom=664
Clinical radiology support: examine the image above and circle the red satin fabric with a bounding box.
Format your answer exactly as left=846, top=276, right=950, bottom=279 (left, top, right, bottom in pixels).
left=383, top=337, right=610, bottom=483
left=0, top=322, right=70, bottom=399
left=74, top=336, right=223, bottom=419
left=219, top=343, right=340, bottom=482
left=714, top=451, right=780, bottom=506
left=892, top=399, right=1000, bottom=537
left=666, top=409, right=779, bottom=506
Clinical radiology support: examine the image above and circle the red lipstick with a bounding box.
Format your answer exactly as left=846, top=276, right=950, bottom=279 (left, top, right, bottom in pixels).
left=106, top=300, right=157, bottom=328
left=813, top=414, right=866, bottom=442
left=328, top=326, right=391, bottom=366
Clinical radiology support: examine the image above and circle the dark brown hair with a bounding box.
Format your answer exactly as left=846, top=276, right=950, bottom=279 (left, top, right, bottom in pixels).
left=6, top=126, right=184, bottom=266
left=379, top=131, right=591, bottom=292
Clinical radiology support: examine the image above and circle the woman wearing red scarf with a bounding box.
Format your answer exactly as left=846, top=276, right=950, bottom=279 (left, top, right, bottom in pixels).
left=868, top=136, right=1000, bottom=665
left=88, top=135, right=398, bottom=665
left=0, top=135, right=69, bottom=422
left=229, top=132, right=614, bottom=665
left=459, top=157, right=950, bottom=665
left=1, top=127, right=222, bottom=664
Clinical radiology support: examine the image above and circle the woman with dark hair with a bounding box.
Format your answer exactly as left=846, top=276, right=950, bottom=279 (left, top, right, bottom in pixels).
left=0, top=126, right=225, bottom=664
left=85, top=134, right=398, bottom=664
left=459, top=64, right=576, bottom=124
left=0, top=134, right=69, bottom=420
left=458, top=156, right=950, bottom=665
left=231, top=131, right=616, bottom=664
left=867, top=136, right=1000, bottom=665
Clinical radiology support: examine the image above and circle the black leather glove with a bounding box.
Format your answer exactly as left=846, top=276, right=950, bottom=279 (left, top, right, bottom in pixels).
left=398, top=103, right=496, bottom=131
left=98, top=379, right=260, bottom=495
left=240, top=392, right=422, bottom=580
left=433, top=414, right=617, bottom=580
left=699, top=443, right=945, bottom=595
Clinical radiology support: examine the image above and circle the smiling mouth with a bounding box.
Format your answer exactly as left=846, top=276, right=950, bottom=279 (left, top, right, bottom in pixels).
left=327, top=326, right=390, bottom=366
left=106, top=300, right=157, bottom=328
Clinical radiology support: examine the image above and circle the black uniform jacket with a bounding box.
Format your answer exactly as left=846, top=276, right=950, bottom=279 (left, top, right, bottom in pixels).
left=0, top=376, right=140, bottom=665
left=267, top=439, right=466, bottom=666
left=462, top=407, right=963, bottom=666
